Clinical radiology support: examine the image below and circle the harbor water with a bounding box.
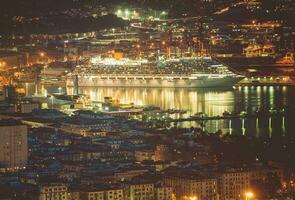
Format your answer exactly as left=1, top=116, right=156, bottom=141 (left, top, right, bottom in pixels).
left=72, top=86, right=294, bottom=137
left=26, top=84, right=295, bottom=137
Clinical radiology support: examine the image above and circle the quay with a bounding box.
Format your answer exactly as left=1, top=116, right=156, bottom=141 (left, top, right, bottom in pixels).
left=179, top=112, right=285, bottom=122
left=236, top=76, right=295, bottom=86
left=144, top=110, right=287, bottom=124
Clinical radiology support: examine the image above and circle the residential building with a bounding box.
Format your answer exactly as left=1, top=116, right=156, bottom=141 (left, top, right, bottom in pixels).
left=124, top=182, right=154, bottom=200
left=39, top=184, right=68, bottom=200
left=154, top=184, right=173, bottom=200
left=134, top=149, right=155, bottom=162
left=164, top=170, right=218, bottom=200
left=0, top=120, right=28, bottom=170
left=80, top=186, right=124, bottom=200
left=218, top=169, right=251, bottom=200
left=155, top=144, right=172, bottom=161
left=14, top=101, right=40, bottom=113
left=105, top=188, right=124, bottom=200
left=81, top=190, right=104, bottom=200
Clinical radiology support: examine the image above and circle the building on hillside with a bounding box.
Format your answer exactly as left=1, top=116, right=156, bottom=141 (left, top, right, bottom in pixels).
left=39, top=184, right=68, bottom=200
left=0, top=120, right=28, bottom=171
left=164, top=169, right=218, bottom=200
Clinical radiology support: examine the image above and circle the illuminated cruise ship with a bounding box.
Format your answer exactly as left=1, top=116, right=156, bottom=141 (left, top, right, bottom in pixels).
left=66, top=57, right=244, bottom=88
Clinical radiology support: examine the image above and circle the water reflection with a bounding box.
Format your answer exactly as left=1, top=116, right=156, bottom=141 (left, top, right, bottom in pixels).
left=26, top=84, right=295, bottom=137
left=70, top=87, right=236, bottom=116
left=67, top=86, right=294, bottom=137
left=67, top=86, right=290, bottom=115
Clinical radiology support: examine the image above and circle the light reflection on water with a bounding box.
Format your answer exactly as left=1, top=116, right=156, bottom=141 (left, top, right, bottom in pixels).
left=75, top=86, right=294, bottom=137
left=70, top=86, right=289, bottom=114
left=70, top=87, right=237, bottom=116
left=28, top=84, right=295, bottom=137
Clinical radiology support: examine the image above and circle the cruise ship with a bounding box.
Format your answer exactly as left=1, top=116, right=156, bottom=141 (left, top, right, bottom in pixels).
left=66, top=57, right=244, bottom=88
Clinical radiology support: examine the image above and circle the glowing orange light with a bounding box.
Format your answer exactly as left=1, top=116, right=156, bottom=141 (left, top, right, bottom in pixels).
left=245, top=191, right=254, bottom=199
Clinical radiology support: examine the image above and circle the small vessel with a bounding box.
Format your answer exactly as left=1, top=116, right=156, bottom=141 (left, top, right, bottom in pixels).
left=218, top=52, right=294, bottom=69
left=273, top=52, right=294, bottom=67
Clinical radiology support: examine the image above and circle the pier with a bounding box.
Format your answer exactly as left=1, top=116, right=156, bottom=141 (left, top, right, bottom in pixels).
left=236, top=76, right=295, bottom=86
left=143, top=109, right=287, bottom=124
left=173, top=111, right=286, bottom=123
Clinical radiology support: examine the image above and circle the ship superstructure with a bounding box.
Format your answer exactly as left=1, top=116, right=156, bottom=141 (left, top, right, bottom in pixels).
left=66, top=57, right=244, bottom=88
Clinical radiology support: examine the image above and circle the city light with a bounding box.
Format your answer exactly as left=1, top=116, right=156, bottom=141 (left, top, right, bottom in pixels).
left=124, top=9, right=130, bottom=16
left=0, top=0, right=293, bottom=199
left=116, top=9, right=122, bottom=15
left=183, top=195, right=198, bottom=200
left=0, top=62, right=6, bottom=67
left=58, top=87, right=62, bottom=94
left=245, top=191, right=254, bottom=200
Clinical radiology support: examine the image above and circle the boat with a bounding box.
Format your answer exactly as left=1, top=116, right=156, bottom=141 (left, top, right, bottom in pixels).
left=217, top=51, right=295, bottom=69
left=66, top=57, right=244, bottom=88
left=272, top=52, right=295, bottom=67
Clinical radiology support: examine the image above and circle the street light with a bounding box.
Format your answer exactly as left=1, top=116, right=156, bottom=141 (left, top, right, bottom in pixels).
left=245, top=191, right=254, bottom=200
left=58, top=87, right=62, bottom=94
left=0, top=61, right=6, bottom=67
left=124, top=9, right=130, bottom=18
left=183, top=196, right=198, bottom=200
left=117, top=9, right=122, bottom=16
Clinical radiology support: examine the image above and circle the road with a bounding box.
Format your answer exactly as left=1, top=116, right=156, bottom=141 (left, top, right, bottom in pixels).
left=214, top=1, right=247, bottom=15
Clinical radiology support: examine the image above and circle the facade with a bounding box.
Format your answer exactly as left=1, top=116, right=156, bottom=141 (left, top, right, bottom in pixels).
left=124, top=182, right=154, bottom=200
left=81, top=190, right=104, bottom=200
left=155, top=144, right=173, bottom=161
left=218, top=170, right=251, bottom=200
left=68, top=189, right=80, bottom=200
left=154, top=185, right=173, bottom=200
left=134, top=149, right=155, bottom=162
left=0, top=121, right=28, bottom=170
left=164, top=174, right=217, bottom=200
left=163, top=165, right=284, bottom=200
left=249, top=167, right=284, bottom=182
left=39, top=184, right=68, bottom=200
left=3, top=85, right=17, bottom=102
left=105, top=188, right=124, bottom=200
left=80, top=187, right=123, bottom=200
left=14, top=102, right=40, bottom=113
left=68, top=184, right=173, bottom=200
left=217, top=166, right=283, bottom=200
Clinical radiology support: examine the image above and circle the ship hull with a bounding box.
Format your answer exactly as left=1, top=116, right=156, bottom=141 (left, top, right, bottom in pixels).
left=67, top=76, right=243, bottom=88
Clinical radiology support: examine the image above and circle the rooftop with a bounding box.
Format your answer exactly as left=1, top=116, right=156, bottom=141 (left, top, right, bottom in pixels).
left=0, top=119, right=24, bottom=127
left=79, top=184, right=123, bottom=192
left=164, top=167, right=216, bottom=180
